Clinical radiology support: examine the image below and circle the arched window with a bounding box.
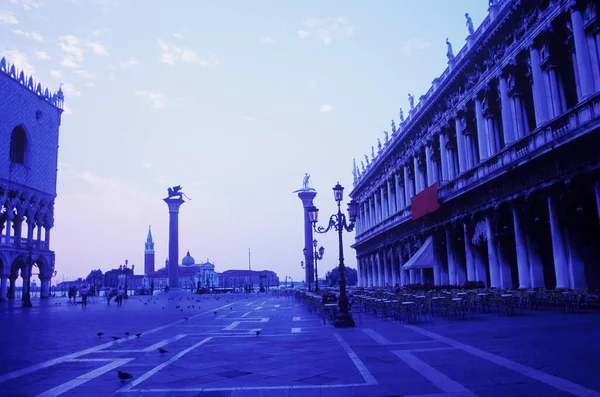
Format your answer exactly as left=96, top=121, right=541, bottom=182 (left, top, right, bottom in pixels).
left=10, top=126, right=27, bottom=165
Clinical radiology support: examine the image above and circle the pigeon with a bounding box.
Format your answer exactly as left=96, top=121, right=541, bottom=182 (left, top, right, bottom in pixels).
left=135, top=333, right=142, bottom=338
left=230, top=307, right=233, bottom=310
left=214, top=311, right=217, bottom=315
left=159, top=348, right=168, bottom=355
left=125, top=332, right=130, bottom=336
left=183, top=317, right=188, bottom=321
left=97, top=332, right=104, bottom=337
left=256, top=330, right=260, bottom=337
left=118, top=370, right=133, bottom=381
left=112, top=336, right=121, bottom=341
left=176, top=306, right=180, bottom=309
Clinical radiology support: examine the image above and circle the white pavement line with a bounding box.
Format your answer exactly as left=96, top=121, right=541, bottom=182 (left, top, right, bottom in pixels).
left=292, top=316, right=301, bottom=321
left=142, top=334, right=187, bottom=352
left=394, top=350, right=470, bottom=393
left=255, top=306, right=263, bottom=310
left=402, top=325, right=600, bottom=397
left=66, top=359, right=118, bottom=362
left=248, top=328, right=262, bottom=335
left=261, top=301, right=267, bottom=305
left=35, top=358, right=133, bottom=397
left=333, top=333, right=378, bottom=385
left=222, top=322, right=240, bottom=330
left=241, top=311, right=251, bottom=317
left=362, top=328, right=393, bottom=345
left=117, top=337, right=212, bottom=392
left=291, top=328, right=301, bottom=333
left=130, top=383, right=371, bottom=393
left=404, top=392, right=477, bottom=397
left=274, top=304, right=280, bottom=307
left=0, top=301, right=235, bottom=384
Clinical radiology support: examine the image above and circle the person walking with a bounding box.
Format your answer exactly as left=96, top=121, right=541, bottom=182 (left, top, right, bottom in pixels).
left=80, top=285, right=90, bottom=307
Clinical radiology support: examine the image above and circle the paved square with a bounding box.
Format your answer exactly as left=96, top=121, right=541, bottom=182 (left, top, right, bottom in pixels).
left=1, top=292, right=599, bottom=396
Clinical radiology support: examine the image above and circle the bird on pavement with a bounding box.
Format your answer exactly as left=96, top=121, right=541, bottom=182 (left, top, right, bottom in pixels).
left=97, top=332, right=104, bottom=338
left=255, top=330, right=260, bottom=337
left=118, top=371, right=133, bottom=381
left=135, top=333, right=142, bottom=338
left=158, top=348, right=168, bottom=355
left=112, top=336, right=121, bottom=341
left=214, top=311, right=217, bottom=315
left=125, top=332, right=130, bottom=336
left=183, top=317, right=188, bottom=321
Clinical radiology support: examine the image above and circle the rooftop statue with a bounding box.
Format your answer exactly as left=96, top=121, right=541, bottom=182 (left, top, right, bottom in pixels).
left=371, top=146, right=375, bottom=160
left=384, top=130, right=389, bottom=144
left=391, top=119, right=396, bottom=134
left=361, top=160, right=366, bottom=172
left=408, top=94, right=415, bottom=110
left=446, top=38, right=455, bottom=60
left=303, top=173, right=311, bottom=189
left=466, top=13, right=474, bottom=35
left=399, top=108, right=405, bottom=122
left=377, top=138, right=382, bottom=152
left=364, top=154, right=369, bottom=165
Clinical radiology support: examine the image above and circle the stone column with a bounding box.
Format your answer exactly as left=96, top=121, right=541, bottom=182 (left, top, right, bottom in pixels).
left=588, top=34, right=600, bottom=92
left=298, top=190, right=316, bottom=290
left=570, top=2, right=595, bottom=99
left=548, top=195, right=569, bottom=289
left=4, top=212, right=12, bottom=245
left=485, top=214, right=501, bottom=288
left=26, top=218, right=34, bottom=247
left=395, top=173, right=405, bottom=211
left=387, top=178, right=394, bottom=215
left=529, top=45, right=550, bottom=126
left=446, top=142, right=456, bottom=180
left=498, top=75, right=516, bottom=145
left=397, top=246, right=406, bottom=286
left=404, top=166, right=411, bottom=205
left=44, top=226, right=51, bottom=250
left=463, top=223, right=476, bottom=282
left=164, top=196, right=185, bottom=289
left=475, top=98, right=489, bottom=160
left=8, top=276, right=16, bottom=300
left=512, top=206, right=531, bottom=289
left=413, top=156, right=422, bottom=194
left=454, top=116, right=467, bottom=173
left=432, top=233, right=441, bottom=286
left=0, top=275, right=7, bottom=300
left=484, top=111, right=498, bottom=156
left=438, top=132, right=449, bottom=182
left=570, top=46, right=583, bottom=100
left=390, top=246, right=397, bottom=286
left=595, top=182, right=600, bottom=230
left=36, top=221, right=42, bottom=249
left=382, top=249, right=390, bottom=286
left=547, top=67, right=566, bottom=117
left=445, top=228, right=457, bottom=285
left=377, top=252, right=385, bottom=286
left=40, top=276, right=50, bottom=299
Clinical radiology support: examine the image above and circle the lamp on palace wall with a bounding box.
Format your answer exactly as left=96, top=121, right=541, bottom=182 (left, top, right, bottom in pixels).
left=308, top=182, right=358, bottom=328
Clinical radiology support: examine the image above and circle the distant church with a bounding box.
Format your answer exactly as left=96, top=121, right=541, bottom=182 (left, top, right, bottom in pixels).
left=143, top=226, right=219, bottom=289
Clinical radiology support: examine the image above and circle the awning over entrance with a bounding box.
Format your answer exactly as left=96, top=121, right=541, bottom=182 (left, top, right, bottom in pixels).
left=402, top=236, right=434, bottom=270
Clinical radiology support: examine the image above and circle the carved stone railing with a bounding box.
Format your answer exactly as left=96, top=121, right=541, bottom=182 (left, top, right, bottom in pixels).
left=0, top=236, right=47, bottom=250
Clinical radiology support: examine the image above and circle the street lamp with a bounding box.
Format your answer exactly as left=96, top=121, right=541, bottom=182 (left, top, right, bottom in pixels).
left=308, top=182, right=358, bottom=328
left=312, top=239, right=325, bottom=292
left=119, top=260, right=135, bottom=299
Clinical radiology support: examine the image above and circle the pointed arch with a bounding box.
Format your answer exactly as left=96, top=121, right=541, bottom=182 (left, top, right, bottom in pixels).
left=10, top=125, right=28, bottom=165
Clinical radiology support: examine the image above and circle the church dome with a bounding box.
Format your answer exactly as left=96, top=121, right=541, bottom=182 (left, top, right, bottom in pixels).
left=182, top=251, right=195, bottom=266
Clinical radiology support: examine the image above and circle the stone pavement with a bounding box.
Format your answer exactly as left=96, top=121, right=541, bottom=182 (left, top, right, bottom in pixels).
left=0, top=292, right=599, bottom=397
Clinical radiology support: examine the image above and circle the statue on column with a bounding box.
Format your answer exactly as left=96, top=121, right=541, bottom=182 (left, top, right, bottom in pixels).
left=465, top=13, right=474, bottom=35
left=391, top=119, right=396, bottom=134
left=399, top=108, right=405, bottom=122
left=167, top=185, right=192, bottom=200
left=446, top=38, right=455, bottom=60
left=408, top=94, right=415, bottom=110
left=384, top=130, right=389, bottom=144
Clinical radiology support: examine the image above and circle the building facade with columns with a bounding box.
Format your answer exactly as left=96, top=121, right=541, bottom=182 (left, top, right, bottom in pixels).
left=351, top=0, right=600, bottom=291
left=0, top=57, right=64, bottom=300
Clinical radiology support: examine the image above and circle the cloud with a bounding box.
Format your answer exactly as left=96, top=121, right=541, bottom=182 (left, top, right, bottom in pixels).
left=135, top=90, right=168, bottom=109
left=158, top=39, right=219, bottom=67
left=58, top=35, right=84, bottom=68
left=92, top=28, right=109, bottom=37
left=298, top=17, right=354, bottom=45
left=85, top=82, right=94, bottom=87
left=0, top=49, right=35, bottom=74
left=119, top=57, right=138, bottom=68
left=49, top=69, right=61, bottom=80
left=0, top=10, right=18, bottom=24
left=9, top=0, right=43, bottom=12
left=308, top=81, right=316, bottom=89
left=402, top=37, right=431, bottom=57
left=62, top=105, right=72, bottom=115
left=172, top=33, right=184, bottom=39
left=259, top=35, right=278, bottom=44
left=35, top=50, right=51, bottom=60
left=86, top=41, right=108, bottom=55
left=72, top=69, right=95, bottom=79
left=242, top=116, right=255, bottom=121
left=142, top=161, right=153, bottom=168
left=61, top=82, right=81, bottom=97
left=319, top=104, right=334, bottom=113
left=11, top=29, right=44, bottom=41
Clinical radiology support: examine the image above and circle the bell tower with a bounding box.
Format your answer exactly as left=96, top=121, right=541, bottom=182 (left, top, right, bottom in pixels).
left=144, top=225, right=155, bottom=274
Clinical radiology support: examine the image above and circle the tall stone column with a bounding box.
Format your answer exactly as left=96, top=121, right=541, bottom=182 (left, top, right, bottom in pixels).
left=588, top=35, right=600, bottom=92
left=8, top=276, right=15, bottom=300
left=377, top=251, right=384, bottom=286
left=485, top=214, right=501, bottom=288
left=445, top=228, right=457, bottom=285
left=382, top=249, right=389, bottom=286
left=498, top=75, right=516, bottom=145
left=40, top=277, right=50, bottom=299
left=548, top=195, right=569, bottom=289
left=454, top=116, right=467, bottom=173
left=297, top=190, right=317, bottom=290
left=390, top=246, right=397, bottom=286
left=413, top=156, right=422, bottom=194
left=438, top=132, right=449, bottom=182
left=380, top=186, right=387, bottom=219
left=403, top=166, right=411, bottom=205
left=512, top=206, right=531, bottom=289
left=529, top=45, right=550, bottom=126
left=387, top=178, right=394, bottom=215
left=570, top=2, right=595, bottom=99
left=164, top=196, right=185, bottom=289
left=395, top=173, right=405, bottom=211
left=463, top=223, right=475, bottom=282
left=475, top=98, right=489, bottom=160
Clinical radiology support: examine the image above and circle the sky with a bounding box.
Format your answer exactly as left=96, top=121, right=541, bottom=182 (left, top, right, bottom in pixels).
left=0, top=0, right=490, bottom=283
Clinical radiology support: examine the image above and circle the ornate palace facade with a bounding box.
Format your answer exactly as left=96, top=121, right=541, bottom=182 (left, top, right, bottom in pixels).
left=351, top=0, right=600, bottom=290
left=0, top=57, right=64, bottom=300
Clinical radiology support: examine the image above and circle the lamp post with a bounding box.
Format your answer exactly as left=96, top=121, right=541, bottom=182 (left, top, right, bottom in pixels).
left=313, top=239, right=324, bottom=292
left=308, top=182, right=358, bottom=328
left=119, top=260, right=134, bottom=299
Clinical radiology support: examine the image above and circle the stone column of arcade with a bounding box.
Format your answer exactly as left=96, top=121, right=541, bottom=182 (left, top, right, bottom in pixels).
left=295, top=174, right=317, bottom=290
left=163, top=186, right=186, bottom=291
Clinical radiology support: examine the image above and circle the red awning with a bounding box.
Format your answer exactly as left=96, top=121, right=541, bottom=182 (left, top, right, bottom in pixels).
left=411, top=182, right=440, bottom=220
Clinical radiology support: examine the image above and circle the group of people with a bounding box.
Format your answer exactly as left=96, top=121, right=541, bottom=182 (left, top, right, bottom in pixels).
left=66, top=285, right=127, bottom=307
